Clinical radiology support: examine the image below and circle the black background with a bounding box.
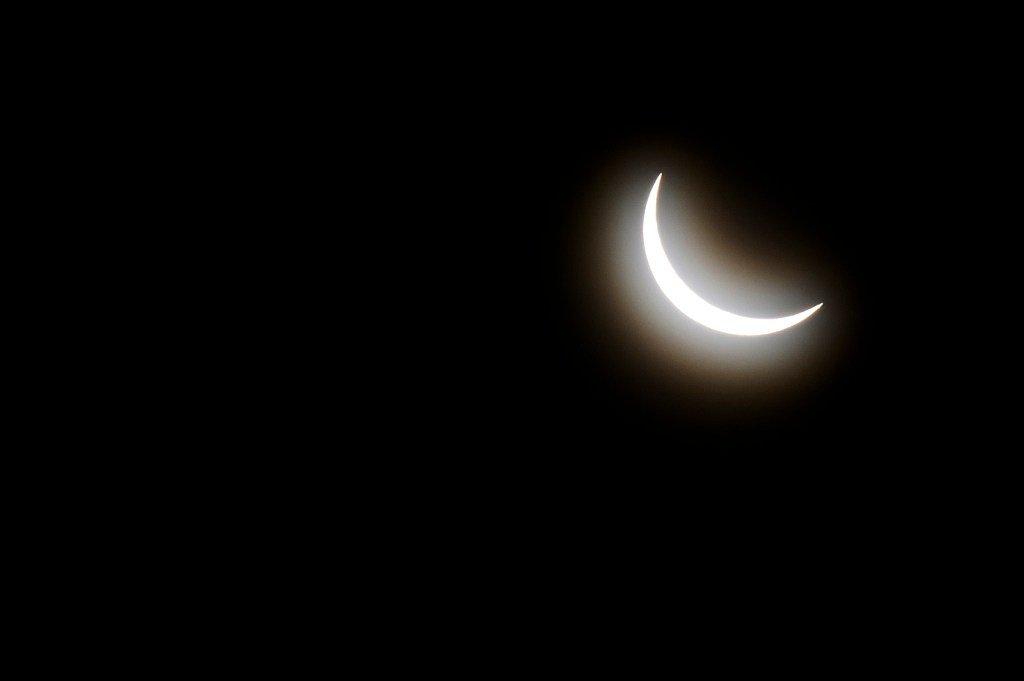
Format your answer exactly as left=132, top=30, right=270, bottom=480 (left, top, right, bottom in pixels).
left=23, top=9, right=1015, bottom=657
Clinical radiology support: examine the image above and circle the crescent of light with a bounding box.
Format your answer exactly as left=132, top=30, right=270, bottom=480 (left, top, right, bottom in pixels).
left=643, top=174, right=823, bottom=336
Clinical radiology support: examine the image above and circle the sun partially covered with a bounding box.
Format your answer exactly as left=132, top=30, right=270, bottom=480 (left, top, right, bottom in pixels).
left=643, top=174, right=823, bottom=336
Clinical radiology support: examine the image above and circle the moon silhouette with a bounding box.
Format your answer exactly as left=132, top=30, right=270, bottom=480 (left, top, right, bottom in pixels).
left=643, top=174, right=822, bottom=336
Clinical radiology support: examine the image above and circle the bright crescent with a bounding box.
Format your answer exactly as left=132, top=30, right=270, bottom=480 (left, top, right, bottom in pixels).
left=643, top=174, right=822, bottom=336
